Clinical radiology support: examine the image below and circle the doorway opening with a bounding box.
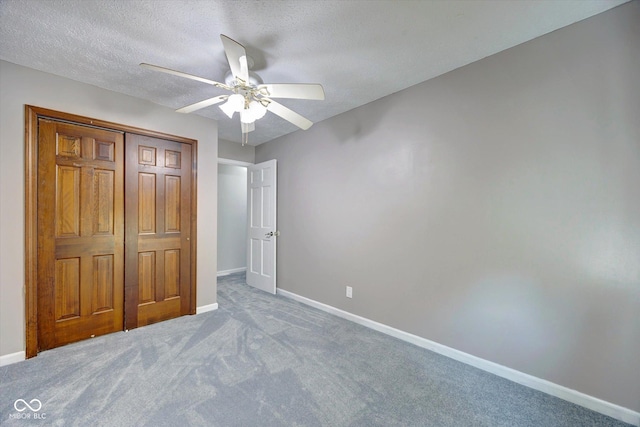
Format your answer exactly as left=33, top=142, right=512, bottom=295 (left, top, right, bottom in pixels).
left=217, top=159, right=250, bottom=277
left=216, top=158, right=278, bottom=294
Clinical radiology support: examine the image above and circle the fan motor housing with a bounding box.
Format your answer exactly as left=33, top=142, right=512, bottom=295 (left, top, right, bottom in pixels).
left=224, top=70, right=263, bottom=88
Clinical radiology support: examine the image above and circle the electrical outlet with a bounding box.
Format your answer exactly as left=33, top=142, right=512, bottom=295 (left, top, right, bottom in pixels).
left=346, top=286, right=353, bottom=298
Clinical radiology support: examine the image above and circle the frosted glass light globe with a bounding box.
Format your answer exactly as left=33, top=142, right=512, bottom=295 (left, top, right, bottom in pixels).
left=240, top=109, right=255, bottom=124
left=227, top=93, right=245, bottom=112
left=248, top=100, right=267, bottom=120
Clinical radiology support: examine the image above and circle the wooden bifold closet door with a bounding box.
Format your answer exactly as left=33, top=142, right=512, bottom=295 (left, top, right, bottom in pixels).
left=124, top=134, right=193, bottom=329
left=37, top=119, right=125, bottom=350
left=32, top=111, right=196, bottom=354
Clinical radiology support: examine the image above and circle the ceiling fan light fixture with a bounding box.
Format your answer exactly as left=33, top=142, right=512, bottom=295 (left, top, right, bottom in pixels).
left=227, top=93, right=245, bottom=112
left=240, top=108, right=256, bottom=124
left=219, top=100, right=236, bottom=118
left=248, top=100, right=267, bottom=120
left=142, top=34, right=324, bottom=140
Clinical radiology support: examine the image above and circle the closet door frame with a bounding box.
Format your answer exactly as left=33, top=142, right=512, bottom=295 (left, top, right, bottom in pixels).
left=24, top=105, right=198, bottom=358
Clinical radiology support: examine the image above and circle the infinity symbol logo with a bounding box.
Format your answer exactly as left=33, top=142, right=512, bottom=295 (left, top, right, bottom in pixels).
left=14, top=399, right=42, bottom=412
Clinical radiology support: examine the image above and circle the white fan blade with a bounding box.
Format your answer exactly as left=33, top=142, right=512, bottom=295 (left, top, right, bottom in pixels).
left=240, top=56, right=249, bottom=83
left=220, top=35, right=249, bottom=84
left=140, top=63, right=229, bottom=89
left=257, top=84, right=325, bottom=100
left=176, top=95, right=228, bottom=114
left=241, top=122, right=255, bottom=134
left=264, top=98, right=314, bottom=130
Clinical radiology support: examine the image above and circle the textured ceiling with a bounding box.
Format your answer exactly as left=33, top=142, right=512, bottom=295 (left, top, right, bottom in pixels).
left=0, top=0, right=628, bottom=145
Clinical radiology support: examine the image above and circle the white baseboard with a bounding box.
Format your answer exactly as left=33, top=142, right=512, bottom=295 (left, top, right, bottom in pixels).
left=277, top=288, right=640, bottom=426
left=196, top=303, right=219, bottom=314
left=217, top=267, right=246, bottom=277
left=0, top=351, right=25, bottom=367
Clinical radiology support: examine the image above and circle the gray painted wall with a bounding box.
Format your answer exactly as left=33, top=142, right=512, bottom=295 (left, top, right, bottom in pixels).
left=0, top=60, right=218, bottom=358
left=256, top=2, right=640, bottom=411
left=219, top=139, right=255, bottom=163
left=218, top=164, right=247, bottom=272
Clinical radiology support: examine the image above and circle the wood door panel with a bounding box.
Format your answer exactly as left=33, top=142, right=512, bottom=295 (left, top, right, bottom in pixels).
left=164, top=175, right=181, bottom=232
left=54, top=258, right=81, bottom=321
left=92, top=255, right=114, bottom=314
left=37, top=119, right=124, bottom=351
left=138, top=145, right=157, bottom=165
left=138, top=251, right=156, bottom=304
left=138, top=173, right=157, bottom=234
left=93, top=169, right=115, bottom=235
left=125, top=133, right=193, bottom=329
left=55, top=165, right=81, bottom=237
left=165, top=150, right=181, bottom=168
left=164, top=249, right=180, bottom=298
left=56, top=134, right=81, bottom=157
left=94, top=140, right=115, bottom=162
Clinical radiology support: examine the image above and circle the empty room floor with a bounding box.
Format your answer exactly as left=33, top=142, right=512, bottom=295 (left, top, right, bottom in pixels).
left=0, top=272, right=631, bottom=426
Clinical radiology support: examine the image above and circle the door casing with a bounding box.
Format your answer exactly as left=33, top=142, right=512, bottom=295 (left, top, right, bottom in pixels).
left=24, top=105, right=198, bottom=358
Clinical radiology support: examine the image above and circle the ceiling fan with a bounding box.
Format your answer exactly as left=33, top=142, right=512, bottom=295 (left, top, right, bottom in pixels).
left=141, top=34, right=325, bottom=145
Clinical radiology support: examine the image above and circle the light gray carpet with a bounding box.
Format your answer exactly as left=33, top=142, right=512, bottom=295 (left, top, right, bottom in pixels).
left=0, top=272, right=632, bottom=426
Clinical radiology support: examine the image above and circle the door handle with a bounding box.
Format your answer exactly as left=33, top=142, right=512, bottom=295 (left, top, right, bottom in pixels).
left=265, top=231, right=280, bottom=238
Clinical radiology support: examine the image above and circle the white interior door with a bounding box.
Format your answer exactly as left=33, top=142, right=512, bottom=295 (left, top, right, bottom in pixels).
left=246, top=159, right=277, bottom=293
